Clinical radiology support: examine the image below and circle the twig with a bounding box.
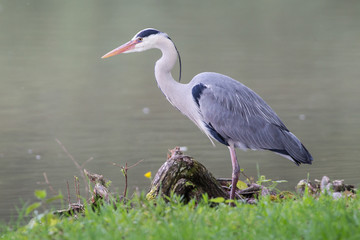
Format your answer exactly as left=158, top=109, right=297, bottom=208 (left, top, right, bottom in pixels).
left=112, top=159, right=143, bottom=201
left=240, top=170, right=252, bottom=183
left=74, top=176, right=81, bottom=204
left=55, top=138, right=80, bottom=169
left=66, top=180, right=71, bottom=207
left=81, top=157, right=94, bottom=168
left=112, top=159, right=143, bottom=169
left=123, top=163, right=128, bottom=199
left=77, top=177, right=80, bottom=204
left=235, top=191, right=246, bottom=201
left=55, top=138, right=90, bottom=198
left=127, top=159, right=144, bottom=169
left=40, top=172, right=57, bottom=195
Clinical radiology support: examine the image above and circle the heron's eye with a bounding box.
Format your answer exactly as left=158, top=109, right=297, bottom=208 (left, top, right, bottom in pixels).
left=138, top=37, right=143, bottom=42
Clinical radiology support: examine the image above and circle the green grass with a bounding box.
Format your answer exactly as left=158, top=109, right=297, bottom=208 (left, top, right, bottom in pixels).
left=1, top=193, right=360, bottom=240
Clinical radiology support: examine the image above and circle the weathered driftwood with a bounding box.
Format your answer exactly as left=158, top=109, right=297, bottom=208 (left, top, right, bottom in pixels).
left=54, top=203, right=84, bottom=218
left=146, top=147, right=228, bottom=202
left=54, top=169, right=111, bottom=217
left=296, top=176, right=356, bottom=199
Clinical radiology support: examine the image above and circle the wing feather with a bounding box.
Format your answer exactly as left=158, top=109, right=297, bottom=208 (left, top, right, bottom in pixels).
left=196, top=76, right=286, bottom=149
left=190, top=72, right=312, bottom=164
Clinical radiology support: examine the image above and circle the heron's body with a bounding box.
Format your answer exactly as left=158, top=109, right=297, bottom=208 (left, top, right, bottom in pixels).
left=102, top=28, right=313, bottom=200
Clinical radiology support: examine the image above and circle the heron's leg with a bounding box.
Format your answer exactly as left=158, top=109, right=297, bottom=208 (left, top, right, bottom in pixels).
left=228, top=145, right=240, bottom=201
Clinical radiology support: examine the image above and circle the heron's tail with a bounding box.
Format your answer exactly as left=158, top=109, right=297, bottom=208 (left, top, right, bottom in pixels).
left=269, top=131, right=313, bottom=166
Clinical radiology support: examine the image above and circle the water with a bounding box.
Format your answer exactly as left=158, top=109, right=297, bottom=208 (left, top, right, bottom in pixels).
left=1, top=0, right=360, bottom=221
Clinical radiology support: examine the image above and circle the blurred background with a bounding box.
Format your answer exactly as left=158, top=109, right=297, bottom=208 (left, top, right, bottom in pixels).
left=1, top=0, right=359, bottom=221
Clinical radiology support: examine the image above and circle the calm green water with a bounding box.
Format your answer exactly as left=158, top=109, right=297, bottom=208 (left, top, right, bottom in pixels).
left=1, top=0, right=360, bottom=221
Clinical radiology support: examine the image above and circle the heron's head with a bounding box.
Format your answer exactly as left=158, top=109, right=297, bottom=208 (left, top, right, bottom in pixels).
left=101, top=28, right=182, bottom=81
left=101, top=28, right=168, bottom=58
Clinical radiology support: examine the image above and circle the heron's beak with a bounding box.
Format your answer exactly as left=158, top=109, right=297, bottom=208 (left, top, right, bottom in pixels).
left=101, top=39, right=139, bottom=59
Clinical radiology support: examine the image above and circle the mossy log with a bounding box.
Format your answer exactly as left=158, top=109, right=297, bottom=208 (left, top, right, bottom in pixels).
left=146, top=147, right=228, bottom=202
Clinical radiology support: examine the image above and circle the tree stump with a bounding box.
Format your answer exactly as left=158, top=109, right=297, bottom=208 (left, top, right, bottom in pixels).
left=146, top=147, right=228, bottom=202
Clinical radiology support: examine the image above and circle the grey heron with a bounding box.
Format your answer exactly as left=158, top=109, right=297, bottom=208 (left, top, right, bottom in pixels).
left=102, top=28, right=313, bottom=200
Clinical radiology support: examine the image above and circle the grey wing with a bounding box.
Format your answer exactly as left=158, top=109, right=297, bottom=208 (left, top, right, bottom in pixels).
left=198, top=81, right=287, bottom=149
left=192, top=73, right=313, bottom=165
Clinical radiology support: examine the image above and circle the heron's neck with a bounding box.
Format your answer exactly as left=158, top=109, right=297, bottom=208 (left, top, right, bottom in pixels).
left=154, top=39, right=184, bottom=103
left=153, top=38, right=203, bottom=132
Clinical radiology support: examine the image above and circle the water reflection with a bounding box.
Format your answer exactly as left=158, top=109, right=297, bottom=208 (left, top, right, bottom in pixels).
left=1, top=0, right=360, bottom=221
